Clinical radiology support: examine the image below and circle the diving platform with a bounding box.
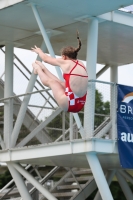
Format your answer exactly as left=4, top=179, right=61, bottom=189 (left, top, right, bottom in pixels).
left=0, top=139, right=119, bottom=169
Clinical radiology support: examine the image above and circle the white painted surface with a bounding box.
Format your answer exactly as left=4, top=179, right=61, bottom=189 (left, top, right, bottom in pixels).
left=0, top=0, right=23, bottom=10
left=0, top=1, right=133, bottom=65
left=1, top=139, right=119, bottom=169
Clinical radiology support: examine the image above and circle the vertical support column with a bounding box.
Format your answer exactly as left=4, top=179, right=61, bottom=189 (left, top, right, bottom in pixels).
left=116, top=171, right=133, bottom=200
left=110, top=65, right=117, bottom=139
left=86, top=152, right=113, bottom=200
left=4, top=43, right=14, bottom=148
left=110, top=65, right=118, bottom=83
left=84, top=18, right=98, bottom=138
left=86, top=18, right=98, bottom=80
left=7, top=163, right=32, bottom=200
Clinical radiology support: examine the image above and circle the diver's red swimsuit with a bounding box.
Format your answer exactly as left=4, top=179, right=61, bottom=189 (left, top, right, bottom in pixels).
left=63, top=60, right=88, bottom=113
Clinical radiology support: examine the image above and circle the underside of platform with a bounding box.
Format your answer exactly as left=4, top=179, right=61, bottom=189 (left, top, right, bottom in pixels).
left=0, top=139, right=120, bottom=169
left=0, top=0, right=133, bottom=66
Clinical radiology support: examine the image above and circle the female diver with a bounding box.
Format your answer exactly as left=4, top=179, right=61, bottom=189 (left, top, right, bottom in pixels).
left=31, top=33, right=88, bottom=113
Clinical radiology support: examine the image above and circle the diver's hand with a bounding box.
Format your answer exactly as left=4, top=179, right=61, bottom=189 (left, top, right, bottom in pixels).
left=31, top=45, right=43, bottom=55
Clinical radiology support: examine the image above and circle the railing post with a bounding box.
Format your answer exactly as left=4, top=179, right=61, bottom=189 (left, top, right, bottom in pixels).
left=110, top=65, right=118, bottom=139
left=69, top=113, right=73, bottom=140
left=62, top=111, right=65, bottom=141
left=110, top=83, right=117, bottom=140
left=84, top=81, right=96, bottom=138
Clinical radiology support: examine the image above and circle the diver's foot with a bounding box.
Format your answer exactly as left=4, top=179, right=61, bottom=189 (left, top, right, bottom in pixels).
left=35, top=60, right=45, bottom=71
left=32, top=63, right=41, bottom=74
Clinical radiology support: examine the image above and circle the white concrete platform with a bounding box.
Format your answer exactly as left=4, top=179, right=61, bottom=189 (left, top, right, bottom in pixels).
left=0, top=138, right=121, bottom=169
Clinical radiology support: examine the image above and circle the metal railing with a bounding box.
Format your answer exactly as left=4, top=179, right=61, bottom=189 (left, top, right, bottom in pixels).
left=0, top=79, right=117, bottom=149
left=0, top=48, right=118, bottom=147
left=0, top=49, right=118, bottom=200
left=0, top=48, right=58, bottom=121
left=83, top=79, right=117, bottom=140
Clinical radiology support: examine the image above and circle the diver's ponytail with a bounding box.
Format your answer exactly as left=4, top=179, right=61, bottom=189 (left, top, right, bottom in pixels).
left=75, top=30, right=81, bottom=53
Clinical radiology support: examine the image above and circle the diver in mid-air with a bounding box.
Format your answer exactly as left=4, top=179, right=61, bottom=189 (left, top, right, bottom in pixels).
left=32, top=32, right=88, bottom=113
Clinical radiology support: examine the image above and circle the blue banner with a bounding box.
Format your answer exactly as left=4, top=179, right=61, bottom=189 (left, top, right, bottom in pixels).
left=117, top=84, right=133, bottom=168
